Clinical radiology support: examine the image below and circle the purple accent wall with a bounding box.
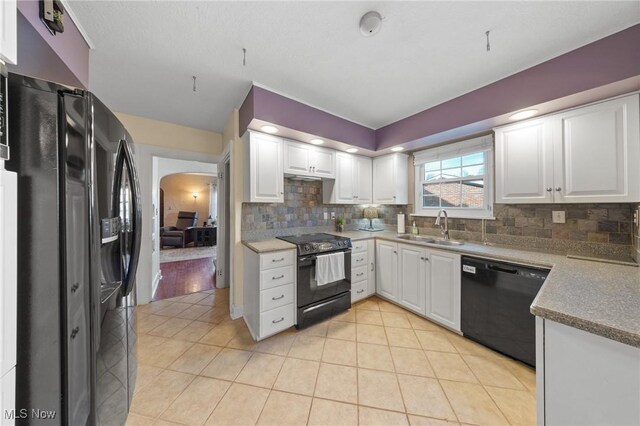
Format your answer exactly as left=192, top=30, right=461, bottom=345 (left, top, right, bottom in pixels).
left=7, top=12, right=85, bottom=88
left=376, top=24, right=640, bottom=149
left=15, top=0, right=90, bottom=89
left=242, top=86, right=376, bottom=151
left=239, top=86, right=255, bottom=137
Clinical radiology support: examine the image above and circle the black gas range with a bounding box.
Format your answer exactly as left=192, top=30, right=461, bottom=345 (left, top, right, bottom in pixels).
left=276, top=233, right=352, bottom=328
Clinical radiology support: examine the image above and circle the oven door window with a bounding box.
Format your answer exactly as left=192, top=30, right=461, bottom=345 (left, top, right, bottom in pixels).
left=297, top=251, right=351, bottom=307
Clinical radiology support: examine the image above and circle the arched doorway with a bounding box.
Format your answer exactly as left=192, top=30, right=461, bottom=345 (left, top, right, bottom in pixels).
left=155, top=172, right=217, bottom=300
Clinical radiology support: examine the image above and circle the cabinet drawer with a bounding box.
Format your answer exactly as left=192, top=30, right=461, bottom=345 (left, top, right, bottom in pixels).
left=260, top=250, right=295, bottom=270
left=261, top=284, right=294, bottom=312
left=352, top=265, right=368, bottom=283
left=260, top=304, right=294, bottom=338
left=260, top=266, right=295, bottom=290
left=352, top=281, right=368, bottom=303
left=352, top=251, right=368, bottom=267
left=352, top=240, right=368, bottom=253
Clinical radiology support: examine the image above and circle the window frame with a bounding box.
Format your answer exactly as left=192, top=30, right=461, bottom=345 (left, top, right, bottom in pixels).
left=413, top=136, right=495, bottom=219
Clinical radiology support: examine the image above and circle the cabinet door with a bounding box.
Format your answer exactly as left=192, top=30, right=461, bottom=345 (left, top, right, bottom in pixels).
left=354, top=156, right=373, bottom=204
left=0, top=170, right=17, bottom=377
left=284, top=140, right=310, bottom=175
left=335, top=153, right=355, bottom=204
left=311, top=148, right=335, bottom=178
left=0, top=0, right=17, bottom=65
left=367, top=240, right=376, bottom=296
left=554, top=94, right=640, bottom=203
left=398, top=244, right=426, bottom=315
left=426, top=250, right=461, bottom=331
left=250, top=133, right=283, bottom=202
left=373, top=155, right=396, bottom=203
left=375, top=241, right=398, bottom=301
left=495, top=119, right=555, bottom=204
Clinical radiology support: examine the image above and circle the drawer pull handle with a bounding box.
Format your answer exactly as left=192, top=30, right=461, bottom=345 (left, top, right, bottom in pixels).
left=357, top=289, right=365, bottom=294
left=356, top=258, right=364, bottom=262
left=272, top=258, right=285, bottom=263
left=272, top=275, right=285, bottom=280
left=272, top=294, right=285, bottom=301
left=356, top=273, right=364, bottom=277
left=71, top=326, right=80, bottom=339
left=71, top=283, right=79, bottom=293
left=272, top=317, right=285, bottom=324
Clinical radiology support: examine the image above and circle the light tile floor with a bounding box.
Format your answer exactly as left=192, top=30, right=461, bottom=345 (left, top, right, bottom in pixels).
left=128, top=290, right=536, bottom=426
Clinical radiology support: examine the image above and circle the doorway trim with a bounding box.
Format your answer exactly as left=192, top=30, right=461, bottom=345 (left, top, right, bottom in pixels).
left=133, top=143, right=220, bottom=305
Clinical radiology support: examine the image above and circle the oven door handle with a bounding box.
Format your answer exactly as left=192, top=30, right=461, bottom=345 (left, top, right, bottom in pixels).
left=299, top=255, right=318, bottom=262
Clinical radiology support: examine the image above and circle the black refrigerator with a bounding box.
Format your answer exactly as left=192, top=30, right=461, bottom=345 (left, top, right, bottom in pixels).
left=6, top=74, right=142, bottom=425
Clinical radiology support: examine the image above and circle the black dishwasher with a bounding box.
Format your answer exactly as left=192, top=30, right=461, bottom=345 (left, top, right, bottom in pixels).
left=461, top=256, right=549, bottom=367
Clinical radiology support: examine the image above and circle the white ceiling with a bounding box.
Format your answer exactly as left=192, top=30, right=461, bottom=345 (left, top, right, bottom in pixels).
left=70, top=1, right=640, bottom=133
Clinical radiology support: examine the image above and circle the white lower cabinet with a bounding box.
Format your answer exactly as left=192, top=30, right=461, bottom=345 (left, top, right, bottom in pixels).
left=351, top=239, right=375, bottom=303
left=426, top=250, right=461, bottom=331
left=375, top=240, right=398, bottom=301
left=398, top=244, right=426, bottom=315
left=376, top=240, right=461, bottom=331
left=243, top=247, right=296, bottom=340
left=537, top=318, right=640, bottom=425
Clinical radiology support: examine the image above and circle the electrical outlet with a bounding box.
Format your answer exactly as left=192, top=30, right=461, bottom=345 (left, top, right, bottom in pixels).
left=552, top=211, right=566, bottom=224
left=330, top=211, right=336, bottom=220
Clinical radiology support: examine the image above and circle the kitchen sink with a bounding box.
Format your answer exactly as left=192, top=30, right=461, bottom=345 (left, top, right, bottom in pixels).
left=396, top=234, right=464, bottom=246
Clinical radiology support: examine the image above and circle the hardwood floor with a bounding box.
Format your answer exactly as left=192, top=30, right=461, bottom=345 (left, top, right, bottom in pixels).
left=153, top=257, right=216, bottom=301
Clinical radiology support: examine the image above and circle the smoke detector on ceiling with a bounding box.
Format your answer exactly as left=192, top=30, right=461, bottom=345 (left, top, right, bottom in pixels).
left=359, top=11, right=382, bottom=36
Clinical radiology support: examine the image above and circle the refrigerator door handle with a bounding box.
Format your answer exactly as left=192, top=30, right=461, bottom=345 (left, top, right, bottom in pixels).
left=114, top=138, right=142, bottom=297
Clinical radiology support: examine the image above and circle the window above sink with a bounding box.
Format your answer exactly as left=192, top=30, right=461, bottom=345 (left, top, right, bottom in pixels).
left=413, top=135, right=494, bottom=219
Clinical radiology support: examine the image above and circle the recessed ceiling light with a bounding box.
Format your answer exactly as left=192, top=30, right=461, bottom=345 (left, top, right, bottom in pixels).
left=310, top=139, right=324, bottom=145
left=346, top=148, right=358, bottom=153
left=391, top=147, right=404, bottom=152
left=509, top=109, right=538, bottom=121
left=261, top=125, right=279, bottom=134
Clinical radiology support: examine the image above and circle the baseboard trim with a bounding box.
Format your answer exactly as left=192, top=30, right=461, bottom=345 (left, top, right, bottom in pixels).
left=230, top=304, right=243, bottom=320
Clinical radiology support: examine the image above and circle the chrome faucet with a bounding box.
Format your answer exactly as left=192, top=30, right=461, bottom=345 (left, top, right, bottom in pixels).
left=435, top=209, right=449, bottom=240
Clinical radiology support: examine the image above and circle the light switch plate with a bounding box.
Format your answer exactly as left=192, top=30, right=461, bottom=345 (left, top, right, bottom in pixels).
left=552, top=211, right=566, bottom=224
left=330, top=211, right=336, bottom=220
left=324, top=212, right=328, bottom=220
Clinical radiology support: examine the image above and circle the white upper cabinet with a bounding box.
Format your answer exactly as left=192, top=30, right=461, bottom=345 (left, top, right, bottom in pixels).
left=495, top=119, right=555, bottom=204
left=373, top=153, right=409, bottom=204
left=283, top=140, right=335, bottom=178
left=554, top=95, right=640, bottom=203
left=398, top=243, right=426, bottom=315
left=375, top=240, right=398, bottom=301
left=0, top=0, right=17, bottom=65
left=333, top=153, right=355, bottom=203
left=323, top=153, right=372, bottom=204
left=495, top=94, right=640, bottom=204
left=354, top=156, right=373, bottom=204
left=311, top=147, right=335, bottom=178
left=283, top=140, right=311, bottom=175
left=426, top=249, right=461, bottom=331
left=244, top=132, right=284, bottom=203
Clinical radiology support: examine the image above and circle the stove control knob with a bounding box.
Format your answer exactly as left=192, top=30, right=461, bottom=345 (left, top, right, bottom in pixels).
left=302, top=244, right=312, bottom=253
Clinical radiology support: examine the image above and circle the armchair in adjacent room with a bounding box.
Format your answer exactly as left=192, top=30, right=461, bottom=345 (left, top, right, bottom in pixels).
left=160, top=211, right=199, bottom=248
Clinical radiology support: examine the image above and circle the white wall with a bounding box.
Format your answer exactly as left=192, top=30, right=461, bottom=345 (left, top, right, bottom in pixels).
left=134, top=143, right=219, bottom=305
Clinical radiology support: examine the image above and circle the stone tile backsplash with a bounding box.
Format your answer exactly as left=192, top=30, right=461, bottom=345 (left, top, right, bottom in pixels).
left=242, top=178, right=636, bottom=258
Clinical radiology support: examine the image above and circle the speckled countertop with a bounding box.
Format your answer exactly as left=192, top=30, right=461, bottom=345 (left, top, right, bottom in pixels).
left=242, top=231, right=640, bottom=348
left=242, top=239, right=295, bottom=253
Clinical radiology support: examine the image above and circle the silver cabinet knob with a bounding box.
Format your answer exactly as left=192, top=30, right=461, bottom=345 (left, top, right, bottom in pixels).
left=555, top=187, right=562, bottom=192
left=546, top=187, right=552, bottom=192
